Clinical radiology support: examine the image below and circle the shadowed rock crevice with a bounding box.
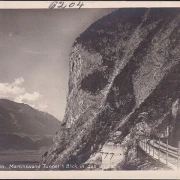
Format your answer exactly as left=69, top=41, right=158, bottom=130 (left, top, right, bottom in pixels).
left=80, top=70, right=108, bottom=94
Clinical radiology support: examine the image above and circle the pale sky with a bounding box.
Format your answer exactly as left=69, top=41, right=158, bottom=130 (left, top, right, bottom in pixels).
left=0, top=9, right=115, bottom=121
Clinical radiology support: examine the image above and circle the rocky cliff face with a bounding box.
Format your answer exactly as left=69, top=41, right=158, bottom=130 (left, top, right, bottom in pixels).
left=42, top=8, right=180, bottom=169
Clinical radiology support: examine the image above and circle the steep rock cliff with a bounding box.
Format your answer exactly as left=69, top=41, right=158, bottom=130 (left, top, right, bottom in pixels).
left=42, top=8, right=180, bottom=169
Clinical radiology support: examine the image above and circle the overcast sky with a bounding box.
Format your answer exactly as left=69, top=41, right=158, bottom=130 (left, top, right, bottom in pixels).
left=0, top=9, right=115, bottom=121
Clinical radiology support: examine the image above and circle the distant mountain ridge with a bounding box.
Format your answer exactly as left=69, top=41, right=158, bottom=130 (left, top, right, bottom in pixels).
left=0, top=99, right=61, bottom=150
left=0, top=99, right=61, bottom=135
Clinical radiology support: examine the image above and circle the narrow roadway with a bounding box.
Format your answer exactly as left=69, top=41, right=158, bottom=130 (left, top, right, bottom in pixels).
left=139, top=139, right=180, bottom=170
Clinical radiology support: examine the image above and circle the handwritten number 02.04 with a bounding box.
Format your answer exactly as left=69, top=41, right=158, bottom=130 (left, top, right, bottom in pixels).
left=49, top=1, right=84, bottom=9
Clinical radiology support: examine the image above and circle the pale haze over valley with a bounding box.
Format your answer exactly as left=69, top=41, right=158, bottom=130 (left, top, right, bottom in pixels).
left=0, top=9, right=114, bottom=120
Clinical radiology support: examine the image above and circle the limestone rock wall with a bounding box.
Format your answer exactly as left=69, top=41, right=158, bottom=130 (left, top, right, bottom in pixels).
left=42, top=8, right=180, bottom=168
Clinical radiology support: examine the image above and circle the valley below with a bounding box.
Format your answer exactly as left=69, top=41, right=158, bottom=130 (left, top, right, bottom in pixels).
left=0, top=150, right=42, bottom=170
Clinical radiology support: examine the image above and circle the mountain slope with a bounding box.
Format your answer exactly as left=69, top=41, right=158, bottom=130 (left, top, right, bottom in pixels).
left=0, top=99, right=61, bottom=135
left=42, top=8, right=180, bottom=169
left=0, top=99, right=61, bottom=150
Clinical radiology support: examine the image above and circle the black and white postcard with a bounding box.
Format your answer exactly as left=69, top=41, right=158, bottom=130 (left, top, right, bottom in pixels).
left=0, top=1, right=179, bottom=179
